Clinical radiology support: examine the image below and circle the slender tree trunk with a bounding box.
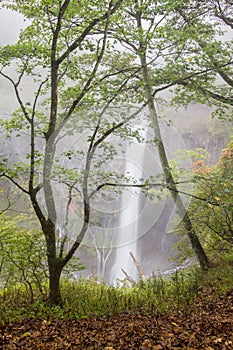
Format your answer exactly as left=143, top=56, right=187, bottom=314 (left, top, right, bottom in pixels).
left=144, top=68, right=210, bottom=270
left=136, top=15, right=210, bottom=270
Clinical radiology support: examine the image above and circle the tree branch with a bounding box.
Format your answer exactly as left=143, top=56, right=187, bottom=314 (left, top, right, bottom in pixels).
left=1, top=173, right=29, bottom=195
left=0, top=71, right=32, bottom=124
left=91, top=180, right=221, bottom=207
left=56, top=0, right=124, bottom=65
left=179, top=79, right=233, bottom=106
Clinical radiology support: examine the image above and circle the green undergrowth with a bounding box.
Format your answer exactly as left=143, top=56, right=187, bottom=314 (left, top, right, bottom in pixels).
left=0, top=262, right=232, bottom=325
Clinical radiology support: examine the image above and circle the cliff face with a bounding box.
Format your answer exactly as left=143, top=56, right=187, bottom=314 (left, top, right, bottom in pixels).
left=181, top=131, right=227, bottom=164
left=170, top=104, right=231, bottom=165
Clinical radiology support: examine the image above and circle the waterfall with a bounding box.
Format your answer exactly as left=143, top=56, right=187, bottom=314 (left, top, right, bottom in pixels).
left=112, top=128, right=147, bottom=283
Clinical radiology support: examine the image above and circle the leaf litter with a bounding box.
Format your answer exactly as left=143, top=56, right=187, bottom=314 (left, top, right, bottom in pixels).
left=0, top=289, right=233, bottom=349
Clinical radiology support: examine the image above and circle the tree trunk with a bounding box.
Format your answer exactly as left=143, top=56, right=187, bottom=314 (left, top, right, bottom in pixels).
left=142, top=63, right=210, bottom=269
left=136, top=14, right=210, bottom=270
left=48, top=259, right=63, bottom=306
left=181, top=213, right=210, bottom=270
left=44, top=220, right=64, bottom=306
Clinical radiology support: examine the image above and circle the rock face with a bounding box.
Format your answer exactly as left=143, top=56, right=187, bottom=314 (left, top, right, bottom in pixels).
left=181, top=131, right=226, bottom=164
left=171, top=103, right=230, bottom=164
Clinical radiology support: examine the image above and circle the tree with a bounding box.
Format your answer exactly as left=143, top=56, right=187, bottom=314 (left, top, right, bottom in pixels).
left=0, top=213, right=48, bottom=299
left=106, top=0, right=211, bottom=270
left=162, top=0, right=233, bottom=118
left=110, top=0, right=233, bottom=269
left=175, top=142, right=233, bottom=262
left=0, top=0, right=134, bottom=305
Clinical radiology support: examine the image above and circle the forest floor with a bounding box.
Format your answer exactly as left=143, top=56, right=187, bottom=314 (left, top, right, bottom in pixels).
left=1, top=288, right=233, bottom=350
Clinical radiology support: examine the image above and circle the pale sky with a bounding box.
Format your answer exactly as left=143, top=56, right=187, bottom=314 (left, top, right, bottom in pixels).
left=0, top=9, right=31, bottom=115
left=0, top=8, right=28, bottom=45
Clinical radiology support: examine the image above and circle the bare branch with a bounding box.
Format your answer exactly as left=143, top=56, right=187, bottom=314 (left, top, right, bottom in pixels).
left=32, top=78, right=49, bottom=119
left=130, top=252, right=145, bottom=281
left=0, top=199, right=11, bottom=215
left=0, top=71, right=32, bottom=124
left=1, top=173, right=29, bottom=195
left=121, top=268, right=136, bottom=286
left=91, top=180, right=222, bottom=207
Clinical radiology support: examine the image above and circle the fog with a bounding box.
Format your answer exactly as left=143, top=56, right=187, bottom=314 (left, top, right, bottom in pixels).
left=0, top=9, right=32, bottom=115
left=0, top=9, right=28, bottom=45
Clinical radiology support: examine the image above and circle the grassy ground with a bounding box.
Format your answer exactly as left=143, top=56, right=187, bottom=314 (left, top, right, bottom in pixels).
left=0, top=261, right=233, bottom=323
left=0, top=262, right=233, bottom=349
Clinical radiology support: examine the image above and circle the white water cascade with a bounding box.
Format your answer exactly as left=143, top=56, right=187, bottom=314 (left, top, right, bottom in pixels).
left=112, top=128, right=147, bottom=283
